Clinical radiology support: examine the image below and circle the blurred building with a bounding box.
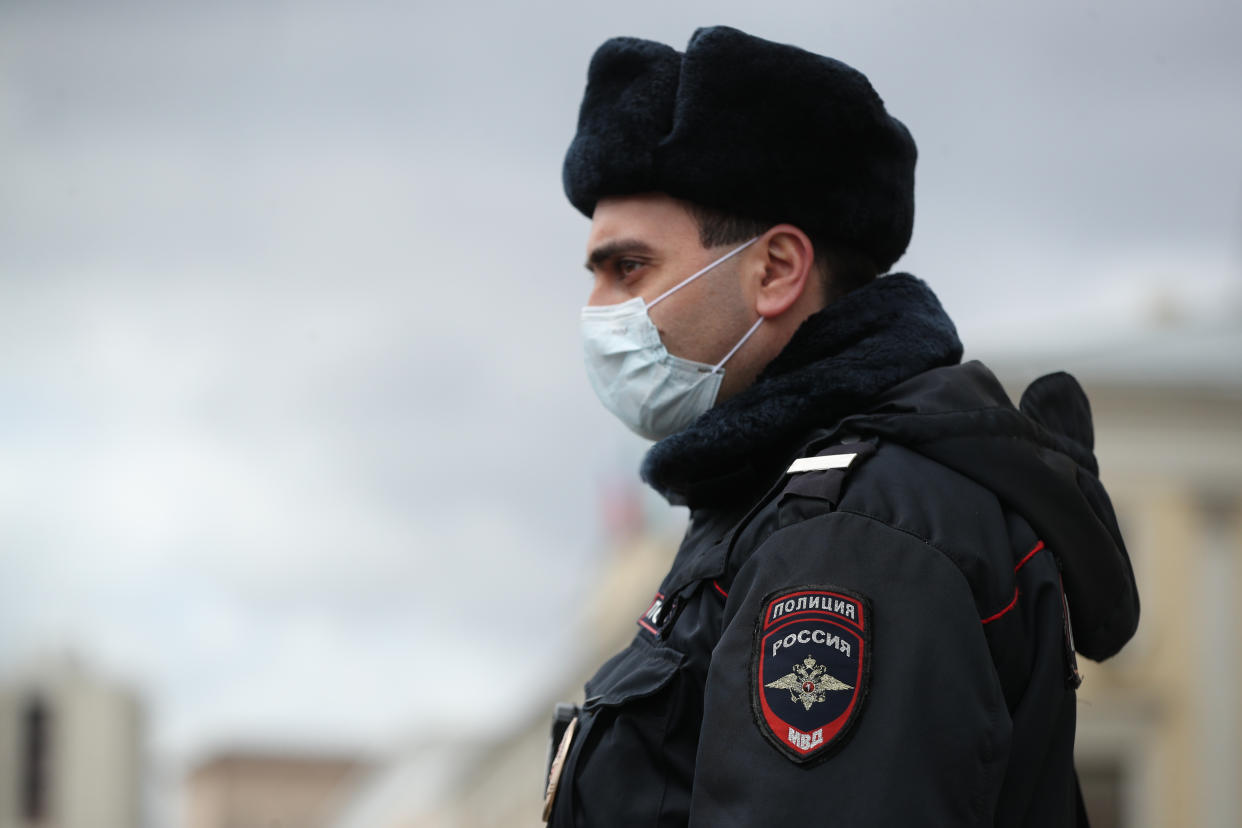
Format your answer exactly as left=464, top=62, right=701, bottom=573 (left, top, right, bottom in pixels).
left=0, top=652, right=143, bottom=828
left=989, top=309, right=1242, bottom=828
left=329, top=306, right=1241, bottom=828
left=183, top=749, right=370, bottom=828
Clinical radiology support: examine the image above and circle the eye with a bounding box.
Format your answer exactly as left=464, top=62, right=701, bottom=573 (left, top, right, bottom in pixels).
left=618, top=258, right=645, bottom=278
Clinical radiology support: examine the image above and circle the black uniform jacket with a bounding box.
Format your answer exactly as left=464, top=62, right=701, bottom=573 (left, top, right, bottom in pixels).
left=547, top=275, right=1140, bottom=827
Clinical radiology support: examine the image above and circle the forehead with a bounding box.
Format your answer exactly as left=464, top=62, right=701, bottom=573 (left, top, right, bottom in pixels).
left=586, top=193, right=700, bottom=252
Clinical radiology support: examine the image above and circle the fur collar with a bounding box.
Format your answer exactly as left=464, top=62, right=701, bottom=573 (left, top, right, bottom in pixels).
left=641, top=273, right=963, bottom=506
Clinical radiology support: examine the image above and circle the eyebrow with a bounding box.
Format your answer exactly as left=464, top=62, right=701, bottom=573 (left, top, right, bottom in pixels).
left=585, top=238, right=656, bottom=271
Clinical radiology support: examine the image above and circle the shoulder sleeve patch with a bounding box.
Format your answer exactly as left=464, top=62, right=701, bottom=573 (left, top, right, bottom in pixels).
left=750, top=585, right=872, bottom=764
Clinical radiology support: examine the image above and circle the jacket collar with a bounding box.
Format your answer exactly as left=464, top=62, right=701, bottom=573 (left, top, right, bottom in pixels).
left=640, top=273, right=963, bottom=507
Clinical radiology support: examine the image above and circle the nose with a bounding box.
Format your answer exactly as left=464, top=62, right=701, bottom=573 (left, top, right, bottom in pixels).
left=586, top=276, right=627, bottom=308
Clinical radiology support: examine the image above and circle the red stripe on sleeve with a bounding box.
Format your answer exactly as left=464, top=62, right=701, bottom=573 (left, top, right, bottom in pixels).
left=981, top=588, right=1019, bottom=625
left=1014, top=540, right=1047, bottom=572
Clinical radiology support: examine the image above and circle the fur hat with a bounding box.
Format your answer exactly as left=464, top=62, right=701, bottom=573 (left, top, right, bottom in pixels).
left=563, top=26, right=917, bottom=272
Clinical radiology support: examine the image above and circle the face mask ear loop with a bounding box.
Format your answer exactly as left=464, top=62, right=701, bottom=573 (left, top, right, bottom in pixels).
left=644, top=236, right=761, bottom=311
left=710, top=316, right=764, bottom=373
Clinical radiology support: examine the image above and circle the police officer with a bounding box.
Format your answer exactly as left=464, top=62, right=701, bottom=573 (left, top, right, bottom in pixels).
left=547, top=26, right=1139, bottom=827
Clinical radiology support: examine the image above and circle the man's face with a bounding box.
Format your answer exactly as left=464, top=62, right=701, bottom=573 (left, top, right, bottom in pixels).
left=583, top=193, right=755, bottom=370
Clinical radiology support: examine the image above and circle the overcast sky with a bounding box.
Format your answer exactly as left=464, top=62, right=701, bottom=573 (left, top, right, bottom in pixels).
left=2, top=0, right=1240, bottom=768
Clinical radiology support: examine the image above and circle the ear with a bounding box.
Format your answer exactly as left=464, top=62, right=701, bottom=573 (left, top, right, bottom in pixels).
left=752, top=224, right=818, bottom=318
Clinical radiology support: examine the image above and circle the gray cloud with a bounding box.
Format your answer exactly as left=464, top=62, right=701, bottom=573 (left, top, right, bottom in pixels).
left=2, top=0, right=1239, bottom=760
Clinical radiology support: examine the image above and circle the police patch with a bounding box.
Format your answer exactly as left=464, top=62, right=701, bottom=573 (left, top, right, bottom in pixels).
left=751, top=585, right=871, bottom=764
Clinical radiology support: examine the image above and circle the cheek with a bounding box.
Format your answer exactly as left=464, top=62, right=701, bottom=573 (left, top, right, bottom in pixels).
left=649, top=314, right=696, bottom=361
left=701, top=278, right=756, bottom=346
left=649, top=261, right=752, bottom=360
left=659, top=305, right=748, bottom=364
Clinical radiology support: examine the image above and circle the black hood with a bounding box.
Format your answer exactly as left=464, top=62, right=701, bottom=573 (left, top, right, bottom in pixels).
left=849, top=362, right=1140, bottom=661
left=642, top=274, right=1139, bottom=662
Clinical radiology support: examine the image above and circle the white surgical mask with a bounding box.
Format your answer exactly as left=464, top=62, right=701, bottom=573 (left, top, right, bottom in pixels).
left=581, top=237, right=763, bottom=440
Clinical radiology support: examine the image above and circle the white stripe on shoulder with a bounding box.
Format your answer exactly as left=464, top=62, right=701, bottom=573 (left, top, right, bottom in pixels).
left=787, top=453, right=858, bottom=474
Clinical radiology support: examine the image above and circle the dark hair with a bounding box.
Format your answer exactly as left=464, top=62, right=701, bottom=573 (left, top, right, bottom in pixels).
left=685, top=202, right=878, bottom=302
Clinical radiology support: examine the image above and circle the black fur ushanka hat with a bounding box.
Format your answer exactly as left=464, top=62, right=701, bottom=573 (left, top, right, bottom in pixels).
left=563, top=26, right=917, bottom=272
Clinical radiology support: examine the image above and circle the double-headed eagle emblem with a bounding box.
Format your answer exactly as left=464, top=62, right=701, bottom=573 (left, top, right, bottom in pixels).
left=765, top=655, right=853, bottom=710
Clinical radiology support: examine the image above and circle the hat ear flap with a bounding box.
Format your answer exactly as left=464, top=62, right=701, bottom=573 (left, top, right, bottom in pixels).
left=563, top=37, right=681, bottom=215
